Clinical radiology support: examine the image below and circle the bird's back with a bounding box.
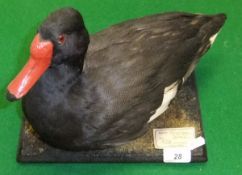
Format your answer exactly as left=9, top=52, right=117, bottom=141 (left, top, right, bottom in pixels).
left=84, top=12, right=226, bottom=84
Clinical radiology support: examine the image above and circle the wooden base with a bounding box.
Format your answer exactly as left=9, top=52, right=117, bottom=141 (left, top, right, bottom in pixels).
left=17, top=75, right=207, bottom=163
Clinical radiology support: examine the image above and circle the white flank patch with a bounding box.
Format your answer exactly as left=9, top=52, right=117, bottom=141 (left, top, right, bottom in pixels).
left=148, top=81, right=179, bottom=123
left=209, top=33, right=218, bottom=45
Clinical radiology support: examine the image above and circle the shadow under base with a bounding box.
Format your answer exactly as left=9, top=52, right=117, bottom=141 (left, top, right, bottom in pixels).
left=17, top=75, right=207, bottom=163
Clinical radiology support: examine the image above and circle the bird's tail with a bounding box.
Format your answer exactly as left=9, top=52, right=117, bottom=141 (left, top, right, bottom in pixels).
left=182, top=14, right=226, bottom=83
left=210, top=13, right=226, bottom=33
left=199, top=13, right=227, bottom=39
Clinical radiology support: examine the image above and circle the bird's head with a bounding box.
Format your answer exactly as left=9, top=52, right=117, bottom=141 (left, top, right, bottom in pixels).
left=7, top=7, right=89, bottom=101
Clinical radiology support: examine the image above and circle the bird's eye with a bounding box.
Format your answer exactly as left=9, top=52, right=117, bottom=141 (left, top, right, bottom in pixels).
left=58, top=34, right=65, bottom=45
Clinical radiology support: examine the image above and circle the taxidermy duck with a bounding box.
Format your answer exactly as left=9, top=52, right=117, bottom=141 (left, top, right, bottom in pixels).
left=6, top=8, right=226, bottom=150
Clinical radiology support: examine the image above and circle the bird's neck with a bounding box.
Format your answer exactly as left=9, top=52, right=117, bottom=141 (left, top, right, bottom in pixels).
left=51, top=63, right=81, bottom=80
left=52, top=54, right=85, bottom=71
left=36, top=63, right=80, bottom=94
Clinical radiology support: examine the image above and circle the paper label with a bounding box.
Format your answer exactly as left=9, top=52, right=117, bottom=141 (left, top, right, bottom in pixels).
left=163, top=148, right=191, bottom=163
left=153, top=127, right=195, bottom=149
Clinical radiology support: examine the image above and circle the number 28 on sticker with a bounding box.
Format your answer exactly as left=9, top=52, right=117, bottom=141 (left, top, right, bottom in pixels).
left=174, top=153, right=182, bottom=160
left=164, top=148, right=191, bottom=163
